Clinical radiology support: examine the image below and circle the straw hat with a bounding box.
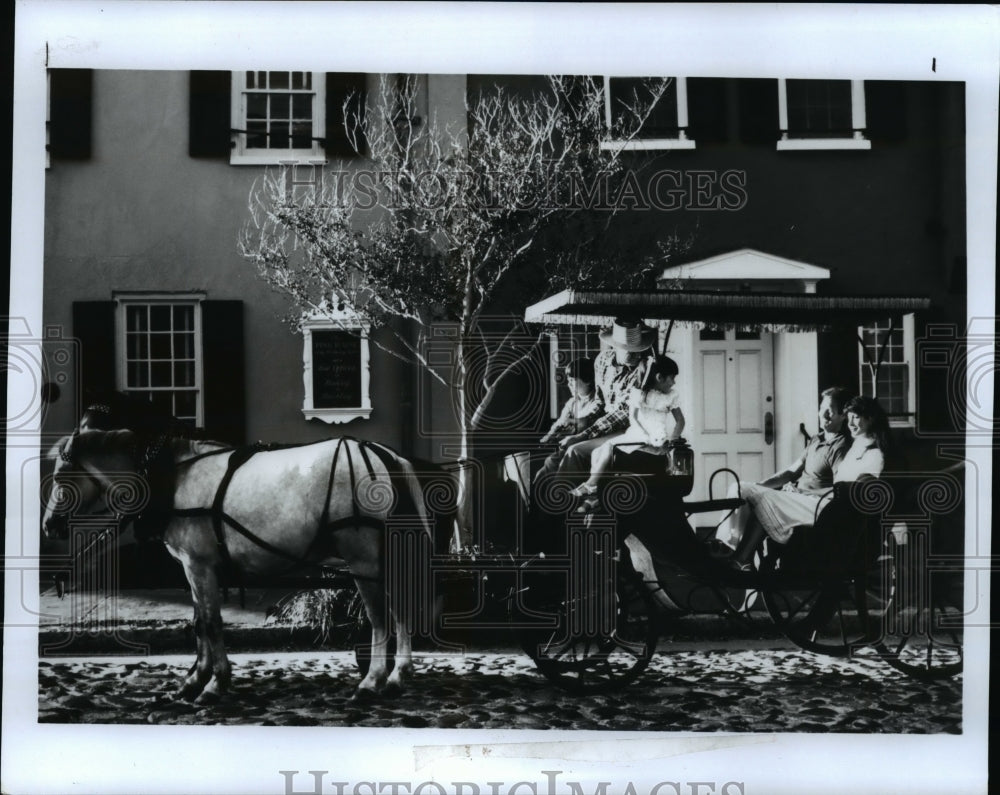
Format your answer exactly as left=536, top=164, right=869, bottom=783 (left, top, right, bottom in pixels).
left=599, top=318, right=657, bottom=352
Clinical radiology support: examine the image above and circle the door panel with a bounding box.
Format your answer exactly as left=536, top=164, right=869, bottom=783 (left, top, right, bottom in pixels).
left=689, top=330, right=776, bottom=520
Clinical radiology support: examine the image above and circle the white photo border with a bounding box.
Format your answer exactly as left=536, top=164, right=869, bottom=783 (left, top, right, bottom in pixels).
left=6, top=3, right=997, bottom=794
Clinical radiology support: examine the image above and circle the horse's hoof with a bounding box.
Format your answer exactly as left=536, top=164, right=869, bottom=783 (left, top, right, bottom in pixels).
left=350, top=687, right=380, bottom=703
left=195, top=689, right=222, bottom=706
left=382, top=680, right=404, bottom=697
left=177, top=682, right=204, bottom=702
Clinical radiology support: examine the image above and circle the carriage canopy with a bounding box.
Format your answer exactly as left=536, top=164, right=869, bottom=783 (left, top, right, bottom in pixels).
left=525, top=288, right=931, bottom=331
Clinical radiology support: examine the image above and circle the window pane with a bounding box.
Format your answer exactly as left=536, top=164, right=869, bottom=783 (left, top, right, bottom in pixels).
left=127, top=362, right=149, bottom=388
left=151, top=361, right=172, bottom=386
left=246, top=72, right=256, bottom=90
left=174, top=361, right=195, bottom=387
left=174, top=391, right=197, bottom=420
left=270, top=93, right=290, bottom=120
left=269, top=121, right=290, bottom=149
left=269, top=71, right=289, bottom=90
left=291, top=121, right=313, bottom=149
left=173, top=305, right=194, bottom=331
left=127, top=306, right=147, bottom=332
left=150, top=305, right=171, bottom=330
left=247, top=92, right=267, bottom=120
left=247, top=121, right=268, bottom=149
left=126, top=332, right=147, bottom=360
left=699, top=327, right=726, bottom=341
left=735, top=329, right=760, bottom=340
left=150, top=333, right=172, bottom=360
left=292, top=94, right=311, bottom=119
left=787, top=79, right=853, bottom=136
left=174, top=332, right=194, bottom=359
left=609, top=77, right=678, bottom=138
left=149, top=391, right=173, bottom=416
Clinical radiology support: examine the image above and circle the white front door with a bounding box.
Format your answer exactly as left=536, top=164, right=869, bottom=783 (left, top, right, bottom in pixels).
left=688, top=328, right=776, bottom=506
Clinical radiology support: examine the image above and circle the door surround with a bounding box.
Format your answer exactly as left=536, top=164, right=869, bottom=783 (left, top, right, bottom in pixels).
left=658, top=249, right=830, bottom=489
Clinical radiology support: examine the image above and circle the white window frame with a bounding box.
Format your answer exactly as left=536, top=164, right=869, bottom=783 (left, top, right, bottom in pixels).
left=777, top=78, right=871, bottom=151
left=230, top=70, right=327, bottom=166
left=858, top=313, right=915, bottom=427
left=301, top=308, right=372, bottom=424
left=600, top=76, right=696, bottom=152
left=114, top=292, right=206, bottom=427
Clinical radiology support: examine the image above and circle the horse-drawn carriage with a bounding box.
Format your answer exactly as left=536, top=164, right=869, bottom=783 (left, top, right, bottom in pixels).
left=41, top=290, right=965, bottom=699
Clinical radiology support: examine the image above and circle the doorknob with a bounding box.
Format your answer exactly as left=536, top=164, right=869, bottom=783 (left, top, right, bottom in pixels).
left=764, top=411, right=774, bottom=445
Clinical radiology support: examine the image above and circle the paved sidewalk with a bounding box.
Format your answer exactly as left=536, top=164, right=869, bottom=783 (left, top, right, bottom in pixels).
left=37, top=587, right=782, bottom=656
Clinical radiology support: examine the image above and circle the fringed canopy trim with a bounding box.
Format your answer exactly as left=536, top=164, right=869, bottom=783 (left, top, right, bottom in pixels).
left=525, top=289, right=931, bottom=330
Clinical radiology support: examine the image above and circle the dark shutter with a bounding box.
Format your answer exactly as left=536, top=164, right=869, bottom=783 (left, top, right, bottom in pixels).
left=324, top=73, right=367, bottom=157
left=189, top=71, right=233, bottom=158
left=201, top=301, right=245, bottom=444
left=737, top=78, right=779, bottom=145
left=49, top=69, right=92, bottom=159
left=864, top=81, right=907, bottom=144
left=72, top=301, right=116, bottom=416
left=686, top=78, right=728, bottom=144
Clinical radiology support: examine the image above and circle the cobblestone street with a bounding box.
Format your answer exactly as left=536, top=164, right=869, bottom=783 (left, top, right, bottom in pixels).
left=38, top=643, right=962, bottom=732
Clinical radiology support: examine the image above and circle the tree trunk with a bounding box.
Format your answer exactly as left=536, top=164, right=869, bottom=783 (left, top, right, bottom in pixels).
left=452, top=335, right=474, bottom=553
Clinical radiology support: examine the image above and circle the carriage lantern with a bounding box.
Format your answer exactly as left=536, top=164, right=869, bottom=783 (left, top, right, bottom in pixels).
left=666, top=438, right=694, bottom=496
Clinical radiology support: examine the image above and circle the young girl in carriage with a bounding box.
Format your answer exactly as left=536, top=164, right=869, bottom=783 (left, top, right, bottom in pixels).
left=570, top=354, right=686, bottom=499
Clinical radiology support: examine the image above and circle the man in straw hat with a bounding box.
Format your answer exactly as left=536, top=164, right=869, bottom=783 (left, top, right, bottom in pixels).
left=537, top=317, right=657, bottom=485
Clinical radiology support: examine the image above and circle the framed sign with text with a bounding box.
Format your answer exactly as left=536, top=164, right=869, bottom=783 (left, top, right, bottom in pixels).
left=301, top=312, right=372, bottom=423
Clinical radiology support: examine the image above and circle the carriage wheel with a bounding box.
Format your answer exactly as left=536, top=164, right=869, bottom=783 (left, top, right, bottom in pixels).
left=759, top=545, right=894, bottom=658
left=516, top=560, right=659, bottom=694
left=877, top=536, right=963, bottom=680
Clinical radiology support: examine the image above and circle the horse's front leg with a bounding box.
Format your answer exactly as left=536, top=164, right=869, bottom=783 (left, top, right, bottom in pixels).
left=178, top=563, right=231, bottom=700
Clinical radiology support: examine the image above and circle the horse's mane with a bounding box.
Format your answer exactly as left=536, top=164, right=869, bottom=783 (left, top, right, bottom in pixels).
left=50, top=429, right=139, bottom=463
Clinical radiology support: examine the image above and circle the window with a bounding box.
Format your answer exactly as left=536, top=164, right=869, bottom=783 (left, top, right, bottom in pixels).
left=777, top=79, right=870, bottom=150
left=116, top=296, right=205, bottom=426
left=858, top=315, right=915, bottom=425
left=600, top=77, right=695, bottom=151
left=301, top=310, right=372, bottom=423
left=231, top=71, right=325, bottom=165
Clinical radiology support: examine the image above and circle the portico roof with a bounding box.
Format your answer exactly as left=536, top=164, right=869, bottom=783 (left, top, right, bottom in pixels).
left=524, top=288, right=931, bottom=331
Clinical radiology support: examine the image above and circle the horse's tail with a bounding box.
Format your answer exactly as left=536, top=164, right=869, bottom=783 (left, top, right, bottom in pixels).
left=361, top=442, right=436, bottom=541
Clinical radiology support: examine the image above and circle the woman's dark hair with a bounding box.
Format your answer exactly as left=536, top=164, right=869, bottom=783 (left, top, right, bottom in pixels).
left=844, top=395, right=892, bottom=453
left=565, top=357, right=595, bottom=385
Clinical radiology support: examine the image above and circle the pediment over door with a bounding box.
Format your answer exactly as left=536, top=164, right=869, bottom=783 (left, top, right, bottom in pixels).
left=658, top=248, right=831, bottom=293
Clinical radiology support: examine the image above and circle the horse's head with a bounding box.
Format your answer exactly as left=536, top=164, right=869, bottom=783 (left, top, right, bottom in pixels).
left=42, top=429, right=146, bottom=539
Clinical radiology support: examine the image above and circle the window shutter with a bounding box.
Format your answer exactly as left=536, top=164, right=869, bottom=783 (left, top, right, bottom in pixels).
left=324, top=73, right=367, bottom=157
left=189, top=71, right=233, bottom=158
left=72, top=301, right=116, bottom=414
left=864, top=81, right=907, bottom=144
left=201, top=300, right=245, bottom=444
left=49, top=69, right=92, bottom=159
left=687, top=78, right=729, bottom=144
left=737, top=78, right=779, bottom=145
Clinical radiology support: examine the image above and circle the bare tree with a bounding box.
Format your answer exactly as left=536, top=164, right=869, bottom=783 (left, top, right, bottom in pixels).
left=240, top=74, right=684, bottom=549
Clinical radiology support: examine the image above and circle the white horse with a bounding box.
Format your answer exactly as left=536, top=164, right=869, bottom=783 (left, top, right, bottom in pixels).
left=43, top=429, right=434, bottom=700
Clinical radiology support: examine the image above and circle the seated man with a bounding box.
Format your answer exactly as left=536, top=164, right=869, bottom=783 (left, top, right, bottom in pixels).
left=534, top=318, right=657, bottom=488
left=713, top=386, right=853, bottom=559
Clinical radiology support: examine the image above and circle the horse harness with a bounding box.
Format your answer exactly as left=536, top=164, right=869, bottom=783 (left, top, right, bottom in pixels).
left=170, top=437, right=414, bottom=584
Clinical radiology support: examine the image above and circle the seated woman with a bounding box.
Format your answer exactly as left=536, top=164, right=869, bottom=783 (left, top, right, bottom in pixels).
left=728, top=395, right=891, bottom=569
